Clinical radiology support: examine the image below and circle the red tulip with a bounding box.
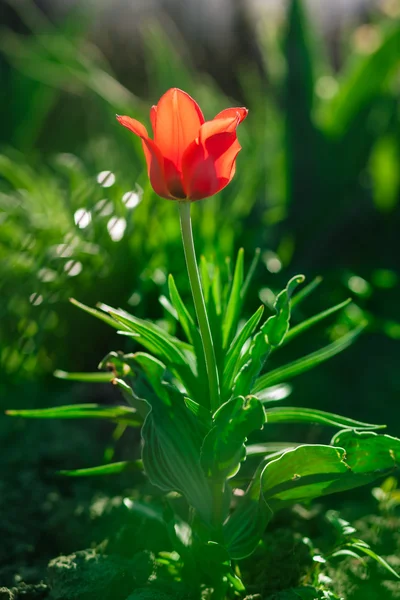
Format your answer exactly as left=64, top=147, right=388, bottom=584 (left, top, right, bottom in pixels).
left=117, top=88, right=247, bottom=201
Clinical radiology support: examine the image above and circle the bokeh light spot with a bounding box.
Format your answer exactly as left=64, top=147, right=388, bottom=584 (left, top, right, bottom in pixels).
left=97, top=170, right=116, bottom=188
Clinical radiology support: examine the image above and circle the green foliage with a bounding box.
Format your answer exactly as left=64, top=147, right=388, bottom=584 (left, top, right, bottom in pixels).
left=326, top=509, right=400, bottom=580
left=14, top=263, right=397, bottom=582
left=7, top=403, right=140, bottom=424
left=225, top=431, right=400, bottom=559
left=201, top=395, right=265, bottom=480
left=3, top=1, right=400, bottom=596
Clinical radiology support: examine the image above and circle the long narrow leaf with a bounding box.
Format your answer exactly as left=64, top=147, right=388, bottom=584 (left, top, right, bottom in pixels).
left=59, top=460, right=143, bottom=477
left=283, top=298, right=352, bottom=345
left=6, top=403, right=140, bottom=425
left=54, top=369, right=114, bottom=383
left=241, top=248, right=261, bottom=300
left=167, top=275, right=209, bottom=402
left=104, top=306, right=191, bottom=366
left=290, top=276, right=322, bottom=308
left=347, top=544, right=399, bottom=579
left=222, top=248, right=244, bottom=349
left=70, top=298, right=131, bottom=332
left=222, top=305, right=264, bottom=397
left=168, top=274, right=196, bottom=344
left=264, top=406, right=384, bottom=430
left=252, top=325, right=366, bottom=392
left=246, top=442, right=301, bottom=456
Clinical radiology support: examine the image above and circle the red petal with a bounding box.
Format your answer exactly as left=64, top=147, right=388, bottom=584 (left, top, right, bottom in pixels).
left=213, top=107, right=248, bottom=124
left=116, top=114, right=172, bottom=199
left=153, top=88, right=204, bottom=173
left=182, top=115, right=244, bottom=200
left=150, top=105, right=157, bottom=136
left=142, top=138, right=173, bottom=199
left=116, top=115, right=149, bottom=138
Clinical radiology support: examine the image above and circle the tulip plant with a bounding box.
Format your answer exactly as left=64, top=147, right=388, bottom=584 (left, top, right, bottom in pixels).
left=9, top=89, right=400, bottom=598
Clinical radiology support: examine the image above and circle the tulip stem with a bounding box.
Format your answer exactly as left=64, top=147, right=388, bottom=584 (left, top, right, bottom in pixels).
left=178, top=202, right=220, bottom=413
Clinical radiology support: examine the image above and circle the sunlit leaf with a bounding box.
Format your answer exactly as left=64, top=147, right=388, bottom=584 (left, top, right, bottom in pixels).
left=233, top=275, right=304, bottom=397
left=131, top=353, right=213, bottom=523
left=6, top=403, right=140, bottom=425
left=321, top=25, right=400, bottom=137
left=201, top=396, right=265, bottom=480
left=255, top=383, right=293, bottom=403
left=222, top=248, right=244, bottom=349
left=222, top=305, right=264, bottom=400
left=290, top=276, right=322, bottom=308
left=241, top=248, right=261, bottom=300
left=225, top=430, right=400, bottom=559
left=346, top=543, right=400, bottom=579
left=246, top=442, right=301, bottom=457
left=70, top=298, right=132, bottom=331
left=283, top=298, right=351, bottom=345
left=264, top=406, right=384, bottom=430
left=59, top=460, right=142, bottom=477
left=54, top=369, right=114, bottom=383
left=252, top=324, right=365, bottom=392
left=168, top=274, right=196, bottom=344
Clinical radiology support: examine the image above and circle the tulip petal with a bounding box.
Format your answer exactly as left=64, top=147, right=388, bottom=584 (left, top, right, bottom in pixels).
left=199, top=116, right=239, bottom=143
left=150, top=105, right=157, bottom=135
left=182, top=116, right=243, bottom=200
left=142, top=138, right=174, bottom=199
left=213, top=107, right=248, bottom=124
left=116, top=114, right=172, bottom=199
left=154, top=88, right=205, bottom=173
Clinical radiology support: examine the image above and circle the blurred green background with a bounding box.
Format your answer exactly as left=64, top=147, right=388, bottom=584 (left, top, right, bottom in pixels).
left=1, top=0, right=400, bottom=428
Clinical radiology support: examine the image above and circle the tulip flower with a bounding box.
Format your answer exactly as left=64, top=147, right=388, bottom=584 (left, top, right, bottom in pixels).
left=117, top=88, right=247, bottom=201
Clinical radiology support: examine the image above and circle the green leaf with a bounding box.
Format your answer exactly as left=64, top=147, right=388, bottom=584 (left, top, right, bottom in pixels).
left=290, top=276, right=322, bottom=308
left=222, top=248, right=244, bottom=349
left=54, top=369, right=115, bottom=383
left=194, top=541, right=246, bottom=592
left=223, top=491, right=273, bottom=560
left=283, top=298, right=351, bottom=345
left=225, top=430, right=400, bottom=559
left=199, top=255, right=211, bottom=303
left=241, top=248, right=261, bottom=300
left=252, top=324, right=365, bottom=393
left=265, top=274, right=305, bottom=346
left=59, top=460, right=142, bottom=477
left=101, top=305, right=200, bottom=400
left=264, top=406, right=385, bottom=430
left=255, top=383, right=293, bottom=403
left=159, top=294, right=178, bottom=319
left=222, top=305, right=264, bottom=400
left=246, top=442, right=301, bottom=457
left=346, top=543, right=400, bottom=579
left=184, top=397, right=212, bottom=429
left=321, top=25, right=400, bottom=137
left=264, top=431, right=400, bottom=510
left=6, top=403, right=140, bottom=425
left=331, top=429, right=400, bottom=473
left=168, top=274, right=196, bottom=344
left=131, top=353, right=213, bottom=523
left=211, top=265, right=222, bottom=316
left=201, top=396, right=265, bottom=479
left=330, top=549, right=364, bottom=561
left=70, top=298, right=132, bottom=332
left=233, top=275, right=304, bottom=397
left=103, top=306, right=191, bottom=366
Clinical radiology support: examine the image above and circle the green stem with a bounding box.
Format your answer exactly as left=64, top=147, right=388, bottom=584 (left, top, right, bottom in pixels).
left=178, top=201, right=220, bottom=413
